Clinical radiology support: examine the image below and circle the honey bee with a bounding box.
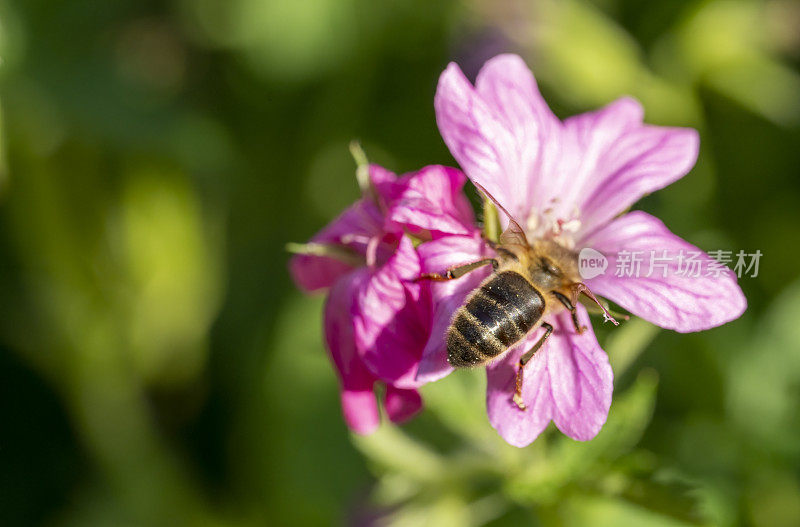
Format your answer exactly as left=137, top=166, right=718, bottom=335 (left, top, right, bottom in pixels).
left=419, top=184, right=617, bottom=410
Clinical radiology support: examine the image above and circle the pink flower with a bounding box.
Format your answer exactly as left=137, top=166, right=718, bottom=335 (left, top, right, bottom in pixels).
left=424, top=54, right=746, bottom=447
left=290, top=164, right=477, bottom=433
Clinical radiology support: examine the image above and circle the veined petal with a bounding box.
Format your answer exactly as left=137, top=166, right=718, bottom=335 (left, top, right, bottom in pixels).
left=415, top=234, right=492, bottom=384
left=383, top=386, right=423, bottom=424
left=547, top=97, right=643, bottom=224
left=581, top=211, right=747, bottom=332
left=547, top=309, right=613, bottom=440
left=435, top=55, right=560, bottom=222
left=353, top=236, right=429, bottom=388
left=325, top=273, right=380, bottom=434
left=562, top=101, right=699, bottom=237
left=486, top=326, right=553, bottom=447
left=290, top=199, right=383, bottom=292
left=486, top=307, right=613, bottom=446
left=387, top=165, right=476, bottom=237
left=475, top=54, right=563, bottom=218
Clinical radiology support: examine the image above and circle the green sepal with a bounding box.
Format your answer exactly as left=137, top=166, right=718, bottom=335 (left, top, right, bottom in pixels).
left=285, top=241, right=364, bottom=267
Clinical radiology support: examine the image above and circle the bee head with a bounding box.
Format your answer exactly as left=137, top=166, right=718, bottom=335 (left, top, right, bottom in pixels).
left=528, top=256, right=563, bottom=289
left=528, top=241, right=580, bottom=290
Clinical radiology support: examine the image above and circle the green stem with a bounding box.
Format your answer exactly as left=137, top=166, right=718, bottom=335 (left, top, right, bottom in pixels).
left=483, top=198, right=500, bottom=243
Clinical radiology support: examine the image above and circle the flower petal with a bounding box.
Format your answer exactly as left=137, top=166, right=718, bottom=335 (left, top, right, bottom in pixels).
left=325, top=272, right=380, bottom=434
left=290, top=199, right=383, bottom=292
left=369, top=164, right=398, bottom=187
left=486, top=307, right=613, bottom=446
left=435, top=55, right=560, bottom=222
left=383, top=386, right=423, bottom=424
left=353, top=236, right=430, bottom=388
left=582, top=211, right=747, bottom=332
left=415, top=234, right=492, bottom=384
left=562, top=101, right=699, bottom=237
left=340, top=389, right=380, bottom=435
left=290, top=254, right=355, bottom=294
left=486, top=327, right=553, bottom=447
left=386, top=165, right=476, bottom=237
left=475, top=54, right=562, bottom=218
left=547, top=310, right=614, bottom=440
left=544, top=97, right=643, bottom=224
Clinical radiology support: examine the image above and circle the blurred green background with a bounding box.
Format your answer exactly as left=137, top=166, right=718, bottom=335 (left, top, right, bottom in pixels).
left=1, top=0, right=799, bottom=525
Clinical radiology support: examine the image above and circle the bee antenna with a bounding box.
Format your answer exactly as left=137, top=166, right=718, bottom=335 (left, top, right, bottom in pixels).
left=573, top=283, right=619, bottom=326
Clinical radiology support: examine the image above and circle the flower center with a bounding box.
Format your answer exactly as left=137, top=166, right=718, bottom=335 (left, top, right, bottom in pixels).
left=525, top=200, right=582, bottom=250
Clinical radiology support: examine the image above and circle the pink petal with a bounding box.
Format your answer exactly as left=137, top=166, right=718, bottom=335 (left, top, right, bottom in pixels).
left=562, top=99, right=699, bottom=237
left=581, top=211, right=747, bottom=332
left=411, top=166, right=476, bottom=230
left=415, top=234, right=492, bottom=384
left=547, top=311, right=614, bottom=440
left=290, top=199, right=383, bottom=292
left=486, top=307, right=613, bottom=447
left=340, top=389, right=380, bottom=435
left=290, top=254, right=355, bottom=294
left=542, top=97, right=643, bottom=225
left=435, top=55, right=560, bottom=222
left=325, top=273, right=380, bottom=434
left=387, top=165, right=476, bottom=237
left=369, top=164, right=398, bottom=187
left=486, top=328, right=553, bottom=447
left=353, top=236, right=430, bottom=388
left=383, top=386, right=423, bottom=424
left=291, top=164, right=408, bottom=294
left=474, top=54, right=562, bottom=218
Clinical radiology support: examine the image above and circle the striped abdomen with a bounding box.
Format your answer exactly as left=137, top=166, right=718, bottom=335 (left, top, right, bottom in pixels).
left=447, top=271, right=544, bottom=367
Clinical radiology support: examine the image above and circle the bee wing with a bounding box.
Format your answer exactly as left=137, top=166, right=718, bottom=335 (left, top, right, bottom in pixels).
left=472, top=181, right=530, bottom=248
left=498, top=229, right=530, bottom=250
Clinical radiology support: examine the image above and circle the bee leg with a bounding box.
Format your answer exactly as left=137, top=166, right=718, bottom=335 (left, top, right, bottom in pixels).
left=416, top=258, right=497, bottom=282
left=552, top=291, right=586, bottom=334
left=571, top=282, right=619, bottom=326
left=513, top=322, right=554, bottom=410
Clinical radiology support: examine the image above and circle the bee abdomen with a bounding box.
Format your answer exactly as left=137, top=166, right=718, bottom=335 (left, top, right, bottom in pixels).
left=447, top=271, right=544, bottom=367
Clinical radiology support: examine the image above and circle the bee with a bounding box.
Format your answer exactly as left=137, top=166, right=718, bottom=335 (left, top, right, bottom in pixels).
left=419, top=184, right=617, bottom=410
